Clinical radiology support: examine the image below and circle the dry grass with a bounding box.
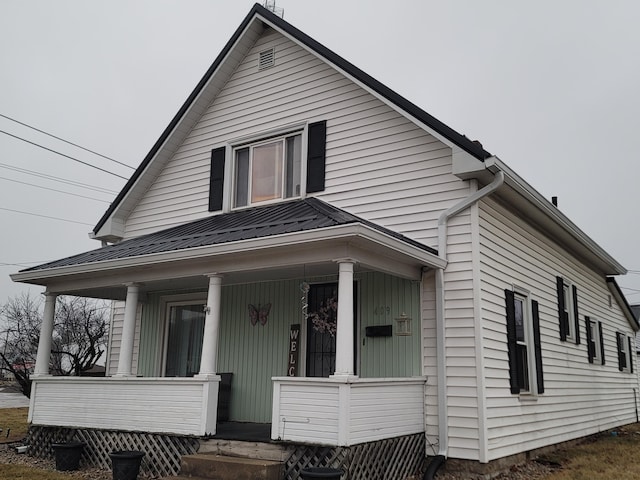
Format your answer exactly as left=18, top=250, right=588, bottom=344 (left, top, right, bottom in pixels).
left=0, top=464, right=72, bottom=480
left=0, top=407, right=28, bottom=443
left=538, top=423, right=640, bottom=480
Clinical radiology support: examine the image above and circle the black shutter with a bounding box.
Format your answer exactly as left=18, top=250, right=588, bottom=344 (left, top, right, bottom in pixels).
left=306, top=120, right=327, bottom=193
left=585, top=317, right=594, bottom=363
left=572, top=285, right=580, bottom=345
left=598, top=322, right=605, bottom=365
left=504, top=289, right=519, bottom=394
left=617, top=332, right=624, bottom=371
left=208, top=146, right=226, bottom=211
left=532, top=300, right=544, bottom=394
left=629, top=337, right=634, bottom=373
left=556, top=276, right=567, bottom=341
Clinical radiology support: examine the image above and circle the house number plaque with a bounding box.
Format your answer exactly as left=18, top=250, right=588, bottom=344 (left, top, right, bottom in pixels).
left=288, top=324, right=300, bottom=376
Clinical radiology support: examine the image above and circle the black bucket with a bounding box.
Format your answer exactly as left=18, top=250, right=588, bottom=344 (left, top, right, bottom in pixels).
left=52, top=441, right=84, bottom=471
left=110, top=450, right=145, bottom=480
left=301, top=467, right=344, bottom=479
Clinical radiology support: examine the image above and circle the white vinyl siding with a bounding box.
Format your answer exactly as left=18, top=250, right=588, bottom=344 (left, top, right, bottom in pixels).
left=122, top=28, right=471, bottom=248
left=478, top=197, right=637, bottom=461
left=106, top=300, right=142, bottom=377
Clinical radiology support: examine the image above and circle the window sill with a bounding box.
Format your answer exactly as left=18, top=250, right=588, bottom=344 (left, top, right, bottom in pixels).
left=518, top=393, right=539, bottom=403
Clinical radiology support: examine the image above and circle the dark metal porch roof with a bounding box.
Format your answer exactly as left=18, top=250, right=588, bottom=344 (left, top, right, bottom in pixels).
left=22, top=198, right=437, bottom=273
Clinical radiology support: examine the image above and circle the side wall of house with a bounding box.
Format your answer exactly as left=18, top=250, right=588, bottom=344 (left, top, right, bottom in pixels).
left=478, top=197, right=638, bottom=461
left=121, top=28, right=471, bottom=250
left=105, top=300, right=142, bottom=377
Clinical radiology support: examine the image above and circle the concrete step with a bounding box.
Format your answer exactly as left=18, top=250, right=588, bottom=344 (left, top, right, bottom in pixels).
left=180, top=453, right=283, bottom=480
left=198, top=438, right=294, bottom=462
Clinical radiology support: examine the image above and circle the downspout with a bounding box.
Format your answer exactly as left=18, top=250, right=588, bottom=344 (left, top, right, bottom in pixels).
left=429, top=169, right=504, bottom=475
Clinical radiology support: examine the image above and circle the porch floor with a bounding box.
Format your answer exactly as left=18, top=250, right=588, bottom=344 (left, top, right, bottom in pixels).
left=212, top=422, right=272, bottom=442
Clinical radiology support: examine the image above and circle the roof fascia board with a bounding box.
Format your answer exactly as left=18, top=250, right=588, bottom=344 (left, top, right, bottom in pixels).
left=606, top=277, right=639, bottom=331
left=489, top=156, right=626, bottom=275
left=256, top=11, right=489, bottom=160
left=455, top=154, right=626, bottom=275
left=93, top=5, right=265, bottom=238
left=12, top=223, right=445, bottom=284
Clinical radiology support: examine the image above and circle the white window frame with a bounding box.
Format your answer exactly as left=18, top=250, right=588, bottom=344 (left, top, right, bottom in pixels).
left=562, top=279, right=577, bottom=343
left=588, top=318, right=602, bottom=364
left=230, top=129, right=305, bottom=210
left=513, top=286, right=537, bottom=396
left=618, top=332, right=633, bottom=373
left=160, top=294, right=207, bottom=377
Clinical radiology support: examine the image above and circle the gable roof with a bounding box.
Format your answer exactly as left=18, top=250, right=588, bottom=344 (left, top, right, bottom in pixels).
left=21, top=197, right=437, bottom=274
left=606, top=277, right=640, bottom=331
left=92, top=2, right=491, bottom=239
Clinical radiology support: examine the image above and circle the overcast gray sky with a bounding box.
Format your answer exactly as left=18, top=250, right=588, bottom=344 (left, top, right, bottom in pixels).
left=1, top=0, right=639, bottom=305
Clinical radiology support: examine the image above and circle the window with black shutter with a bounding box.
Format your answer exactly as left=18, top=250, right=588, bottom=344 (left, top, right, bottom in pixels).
left=505, top=288, right=544, bottom=395
left=556, top=276, right=579, bottom=344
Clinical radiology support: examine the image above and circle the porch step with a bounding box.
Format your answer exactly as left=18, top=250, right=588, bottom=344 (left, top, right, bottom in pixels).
left=179, top=453, right=283, bottom=480
left=198, top=438, right=294, bottom=462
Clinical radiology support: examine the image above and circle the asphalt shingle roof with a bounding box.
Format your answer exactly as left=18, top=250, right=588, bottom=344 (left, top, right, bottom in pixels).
left=23, top=198, right=436, bottom=272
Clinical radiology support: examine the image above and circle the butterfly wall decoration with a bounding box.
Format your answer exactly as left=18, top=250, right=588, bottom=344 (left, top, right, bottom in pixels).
left=248, top=303, right=272, bottom=326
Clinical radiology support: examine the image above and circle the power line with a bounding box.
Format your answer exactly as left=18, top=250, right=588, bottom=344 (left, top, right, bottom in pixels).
left=0, top=129, right=128, bottom=180
left=0, top=162, right=118, bottom=194
left=0, top=113, right=135, bottom=170
left=0, top=176, right=110, bottom=203
left=0, top=261, right=45, bottom=268
left=0, top=207, right=93, bottom=226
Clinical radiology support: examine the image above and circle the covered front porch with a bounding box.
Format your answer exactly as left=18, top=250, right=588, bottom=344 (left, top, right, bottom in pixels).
left=14, top=199, right=444, bottom=447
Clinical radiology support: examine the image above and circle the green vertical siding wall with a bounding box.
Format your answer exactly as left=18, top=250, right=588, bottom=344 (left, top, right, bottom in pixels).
left=358, top=272, right=422, bottom=378
left=136, top=273, right=421, bottom=423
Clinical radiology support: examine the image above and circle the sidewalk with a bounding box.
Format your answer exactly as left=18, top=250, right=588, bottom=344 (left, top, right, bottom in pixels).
left=0, top=385, right=29, bottom=408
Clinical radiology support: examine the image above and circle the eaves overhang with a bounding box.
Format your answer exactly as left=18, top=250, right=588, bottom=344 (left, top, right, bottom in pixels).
left=452, top=154, right=626, bottom=277
left=12, top=223, right=445, bottom=288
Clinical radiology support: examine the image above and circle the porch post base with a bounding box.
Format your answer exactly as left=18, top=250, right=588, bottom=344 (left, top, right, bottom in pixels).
left=193, top=373, right=220, bottom=381
left=329, top=374, right=359, bottom=382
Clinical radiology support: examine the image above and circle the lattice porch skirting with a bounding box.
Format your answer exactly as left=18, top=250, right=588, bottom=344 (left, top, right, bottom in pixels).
left=284, top=433, right=426, bottom=480
left=27, top=426, right=424, bottom=479
left=27, top=426, right=200, bottom=477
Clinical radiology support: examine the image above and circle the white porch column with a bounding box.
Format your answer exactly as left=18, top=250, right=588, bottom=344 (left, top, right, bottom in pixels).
left=115, top=283, right=139, bottom=377
left=333, top=260, right=356, bottom=378
left=33, top=292, right=57, bottom=377
left=196, top=274, right=223, bottom=378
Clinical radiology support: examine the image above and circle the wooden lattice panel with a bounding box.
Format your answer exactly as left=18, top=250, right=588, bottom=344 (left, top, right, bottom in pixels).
left=27, top=426, right=199, bottom=477
left=284, top=434, right=425, bottom=480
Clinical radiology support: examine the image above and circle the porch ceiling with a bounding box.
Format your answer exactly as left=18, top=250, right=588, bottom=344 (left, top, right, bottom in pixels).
left=11, top=198, right=444, bottom=299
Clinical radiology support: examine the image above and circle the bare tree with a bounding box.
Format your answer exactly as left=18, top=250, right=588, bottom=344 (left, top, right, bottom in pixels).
left=0, top=293, right=109, bottom=397
left=51, top=297, right=109, bottom=376
left=0, top=293, right=41, bottom=396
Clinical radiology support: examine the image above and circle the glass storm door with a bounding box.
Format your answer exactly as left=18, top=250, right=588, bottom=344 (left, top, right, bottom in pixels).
left=164, top=303, right=205, bottom=377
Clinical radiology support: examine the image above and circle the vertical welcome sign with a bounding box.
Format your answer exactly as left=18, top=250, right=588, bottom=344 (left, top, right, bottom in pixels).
left=288, top=324, right=300, bottom=376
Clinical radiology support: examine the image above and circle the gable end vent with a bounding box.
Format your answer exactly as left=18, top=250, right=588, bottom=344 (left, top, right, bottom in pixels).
left=259, top=48, right=275, bottom=70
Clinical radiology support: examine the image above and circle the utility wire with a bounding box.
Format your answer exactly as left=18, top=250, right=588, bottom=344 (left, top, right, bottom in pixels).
left=0, top=113, right=135, bottom=170
left=0, top=162, right=118, bottom=194
left=0, top=176, right=110, bottom=203
left=0, top=129, right=128, bottom=180
left=0, top=207, right=93, bottom=226
left=0, top=261, right=45, bottom=267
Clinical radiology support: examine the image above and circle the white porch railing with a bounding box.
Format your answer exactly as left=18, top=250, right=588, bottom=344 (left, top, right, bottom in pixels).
left=29, top=376, right=220, bottom=436
left=271, top=376, right=426, bottom=446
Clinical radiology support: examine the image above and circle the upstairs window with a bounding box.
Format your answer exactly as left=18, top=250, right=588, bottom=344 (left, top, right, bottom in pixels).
left=233, top=133, right=302, bottom=208
left=208, top=120, right=326, bottom=212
